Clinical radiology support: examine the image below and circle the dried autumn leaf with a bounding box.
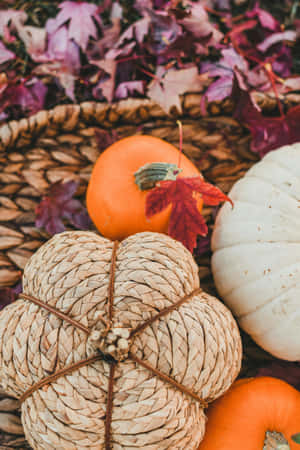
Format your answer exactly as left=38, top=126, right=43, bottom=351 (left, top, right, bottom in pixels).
left=179, top=1, right=223, bottom=45
left=115, top=80, right=144, bottom=99
left=33, top=26, right=80, bottom=100
left=257, top=30, right=297, bottom=53
left=0, top=288, right=15, bottom=310
left=257, top=361, right=300, bottom=391
left=15, top=25, right=46, bottom=61
left=87, top=18, right=121, bottom=60
left=0, top=9, right=27, bottom=38
left=246, top=2, right=280, bottom=31
left=147, top=65, right=205, bottom=113
left=0, top=40, right=15, bottom=64
left=146, top=176, right=231, bottom=252
left=194, top=232, right=212, bottom=258
left=146, top=8, right=181, bottom=55
left=232, top=78, right=300, bottom=157
left=0, top=78, right=47, bottom=116
left=94, top=128, right=119, bottom=153
left=46, top=1, right=101, bottom=51
left=35, top=180, right=91, bottom=236
left=200, top=48, right=248, bottom=112
left=0, top=281, right=21, bottom=310
left=91, top=58, right=116, bottom=103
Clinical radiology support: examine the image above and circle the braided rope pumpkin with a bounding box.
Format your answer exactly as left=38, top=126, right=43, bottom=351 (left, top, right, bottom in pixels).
left=0, top=231, right=241, bottom=449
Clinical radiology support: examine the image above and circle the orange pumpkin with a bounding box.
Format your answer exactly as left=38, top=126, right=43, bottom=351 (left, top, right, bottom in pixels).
left=86, top=135, right=201, bottom=240
left=199, top=376, right=300, bottom=450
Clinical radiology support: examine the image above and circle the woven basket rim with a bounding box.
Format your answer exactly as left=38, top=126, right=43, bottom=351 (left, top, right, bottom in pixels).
left=1, top=91, right=300, bottom=151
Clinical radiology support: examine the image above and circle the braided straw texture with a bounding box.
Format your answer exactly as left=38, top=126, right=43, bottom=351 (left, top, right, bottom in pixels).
left=0, top=231, right=241, bottom=449
left=1, top=92, right=300, bottom=288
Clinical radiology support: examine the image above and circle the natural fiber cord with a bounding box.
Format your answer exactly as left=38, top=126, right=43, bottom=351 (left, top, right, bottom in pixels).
left=0, top=231, right=241, bottom=449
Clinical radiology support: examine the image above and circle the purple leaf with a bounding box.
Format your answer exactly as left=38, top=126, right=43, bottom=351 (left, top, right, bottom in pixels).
left=134, top=0, right=152, bottom=12
left=87, top=19, right=121, bottom=60
left=280, top=76, right=300, bottom=92
left=0, top=40, right=15, bottom=64
left=258, top=30, right=297, bottom=52
left=206, top=0, right=230, bottom=10
left=1, top=78, right=47, bottom=116
left=179, top=2, right=223, bottom=45
left=47, top=25, right=72, bottom=60
left=201, top=47, right=248, bottom=78
left=35, top=180, right=91, bottom=236
left=201, top=76, right=233, bottom=107
left=246, top=67, right=270, bottom=91
left=112, top=16, right=150, bottom=49
left=92, top=59, right=117, bottom=102
left=49, top=179, right=78, bottom=201
left=34, top=26, right=80, bottom=100
left=0, top=9, right=27, bottom=37
left=94, top=128, right=119, bottom=153
left=18, top=78, right=47, bottom=113
left=106, top=41, right=136, bottom=60
left=153, top=0, right=171, bottom=8
left=194, top=233, right=212, bottom=258
left=16, top=25, right=46, bottom=61
left=232, top=78, right=300, bottom=157
left=46, top=1, right=101, bottom=51
left=200, top=48, right=248, bottom=112
left=146, top=9, right=182, bottom=55
left=0, top=287, right=17, bottom=310
left=257, top=361, right=300, bottom=391
left=271, top=45, right=293, bottom=77
left=147, top=65, right=205, bottom=113
left=115, top=80, right=144, bottom=98
left=12, top=281, right=22, bottom=296
left=110, top=2, right=123, bottom=20
left=246, top=2, right=280, bottom=31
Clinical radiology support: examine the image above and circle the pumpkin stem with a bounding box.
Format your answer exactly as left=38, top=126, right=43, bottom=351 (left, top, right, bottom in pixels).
left=263, top=431, right=290, bottom=450
left=134, top=162, right=182, bottom=191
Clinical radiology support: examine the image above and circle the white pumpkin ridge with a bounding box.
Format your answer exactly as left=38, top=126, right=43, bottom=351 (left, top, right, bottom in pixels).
left=212, top=143, right=300, bottom=361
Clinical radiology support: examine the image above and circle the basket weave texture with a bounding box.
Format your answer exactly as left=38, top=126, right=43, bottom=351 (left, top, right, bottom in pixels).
left=0, top=231, right=241, bottom=449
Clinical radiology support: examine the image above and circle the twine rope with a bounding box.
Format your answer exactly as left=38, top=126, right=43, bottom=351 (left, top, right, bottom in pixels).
left=20, top=292, right=90, bottom=335
left=105, top=240, right=119, bottom=450
left=130, top=287, right=202, bottom=338
left=105, top=363, right=117, bottom=450
left=18, top=242, right=206, bottom=449
left=19, top=355, right=102, bottom=403
left=128, top=353, right=208, bottom=408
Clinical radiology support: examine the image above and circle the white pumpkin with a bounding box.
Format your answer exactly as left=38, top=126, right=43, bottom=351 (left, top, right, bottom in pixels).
left=212, top=143, right=300, bottom=361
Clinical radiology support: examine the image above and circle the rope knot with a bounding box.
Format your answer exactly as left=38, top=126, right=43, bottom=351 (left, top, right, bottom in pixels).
left=88, top=314, right=132, bottom=361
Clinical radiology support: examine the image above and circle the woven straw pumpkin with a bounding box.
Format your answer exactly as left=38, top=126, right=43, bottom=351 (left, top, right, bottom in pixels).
left=0, top=230, right=241, bottom=449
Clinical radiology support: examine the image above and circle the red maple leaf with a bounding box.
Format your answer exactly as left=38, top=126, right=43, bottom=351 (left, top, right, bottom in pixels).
left=232, top=77, right=300, bottom=157
left=145, top=176, right=232, bottom=252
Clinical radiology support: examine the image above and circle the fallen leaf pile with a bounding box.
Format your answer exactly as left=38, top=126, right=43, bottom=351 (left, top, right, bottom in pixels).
left=0, top=0, right=299, bottom=156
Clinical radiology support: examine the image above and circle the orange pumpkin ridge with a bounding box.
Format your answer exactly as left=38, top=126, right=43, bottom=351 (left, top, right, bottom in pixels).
left=198, top=377, right=300, bottom=450
left=86, top=135, right=201, bottom=240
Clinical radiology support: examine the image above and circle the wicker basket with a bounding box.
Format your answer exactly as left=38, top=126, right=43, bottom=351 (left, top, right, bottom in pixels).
left=0, top=92, right=298, bottom=448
